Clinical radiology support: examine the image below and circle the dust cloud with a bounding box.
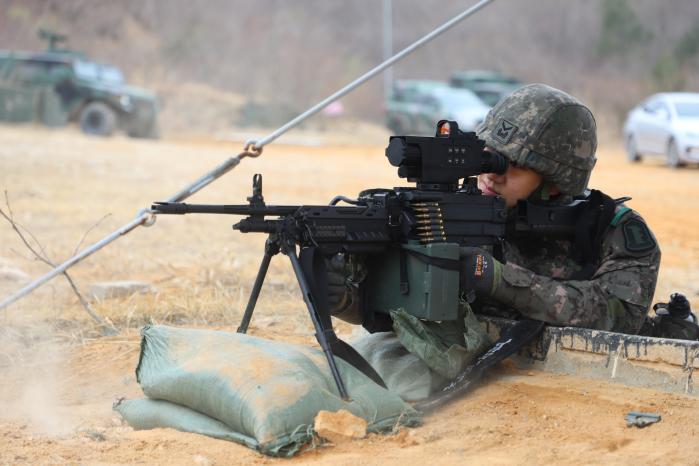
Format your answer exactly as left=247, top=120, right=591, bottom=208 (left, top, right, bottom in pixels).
left=0, top=323, right=77, bottom=437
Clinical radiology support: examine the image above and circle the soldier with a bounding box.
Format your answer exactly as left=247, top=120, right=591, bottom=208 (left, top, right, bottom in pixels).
left=463, top=83, right=660, bottom=334
left=328, top=84, right=661, bottom=378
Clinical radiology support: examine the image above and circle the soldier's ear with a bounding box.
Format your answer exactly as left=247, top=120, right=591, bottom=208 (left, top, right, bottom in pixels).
left=549, top=185, right=561, bottom=197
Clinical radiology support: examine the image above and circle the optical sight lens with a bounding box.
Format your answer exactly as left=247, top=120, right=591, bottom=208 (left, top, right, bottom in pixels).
left=481, top=151, right=509, bottom=175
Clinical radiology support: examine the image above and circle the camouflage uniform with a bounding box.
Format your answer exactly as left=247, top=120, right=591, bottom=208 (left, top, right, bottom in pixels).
left=475, top=208, right=661, bottom=334
left=475, top=83, right=660, bottom=334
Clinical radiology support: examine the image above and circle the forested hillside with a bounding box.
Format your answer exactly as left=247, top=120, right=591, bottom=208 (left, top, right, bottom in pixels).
left=2, top=0, right=698, bottom=133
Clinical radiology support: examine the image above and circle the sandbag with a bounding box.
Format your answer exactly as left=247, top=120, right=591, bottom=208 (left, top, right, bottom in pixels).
left=350, top=332, right=449, bottom=401
left=115, top=325, right=420, bottom=457
left=114, top=398, right=263, bottom=450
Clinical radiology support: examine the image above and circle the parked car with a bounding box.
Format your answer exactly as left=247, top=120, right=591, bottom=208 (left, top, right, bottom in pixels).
left=450, top=70, right=522, bottom=107
left=0, top=30, right=159, bottom=138
left=623, top=93, right=699, bottom=167
left=385, top=80, right=490, bottom=135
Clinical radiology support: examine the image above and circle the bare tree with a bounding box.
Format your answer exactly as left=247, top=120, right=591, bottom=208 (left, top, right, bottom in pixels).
left=0, top=191, right=117, bottom=335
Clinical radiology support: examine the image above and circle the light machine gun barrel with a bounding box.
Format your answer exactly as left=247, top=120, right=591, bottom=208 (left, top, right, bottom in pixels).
left=152, top=202, right=297, bottom=217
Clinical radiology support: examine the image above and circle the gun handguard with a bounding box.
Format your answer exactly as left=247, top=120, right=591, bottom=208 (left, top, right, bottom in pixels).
left=152, top=202, right=297, bottom=216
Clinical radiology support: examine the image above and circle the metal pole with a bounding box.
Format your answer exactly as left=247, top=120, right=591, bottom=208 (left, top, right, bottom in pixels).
left=382, top=0, right=393, bottom=101
left=0, top=212, right=149, bottom=310
left=0, top=155, right=244, bottom=311
left=251, top=0, right=495, bottom=150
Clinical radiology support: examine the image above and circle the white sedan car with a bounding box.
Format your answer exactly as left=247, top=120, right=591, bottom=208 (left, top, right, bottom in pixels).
left=623, top=92, right=699, bottom=167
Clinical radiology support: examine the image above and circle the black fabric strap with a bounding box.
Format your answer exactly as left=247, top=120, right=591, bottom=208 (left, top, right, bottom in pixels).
left=399, top=249, right=409, bottom=295
left=570, top=190, right=617, bottom=280
left=592, top=192, right=617, bottom=258
left=404, top=248, right=462, bottom=271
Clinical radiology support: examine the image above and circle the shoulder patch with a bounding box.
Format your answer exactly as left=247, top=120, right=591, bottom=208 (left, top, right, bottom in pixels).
left=611, top=206, right=632, bottom=227
left=622, top=218, right=656, bottom=252
left=493, top=118, right=518, bottom=144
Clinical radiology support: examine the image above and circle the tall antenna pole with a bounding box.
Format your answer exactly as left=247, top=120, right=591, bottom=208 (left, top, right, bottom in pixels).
left=382, top=0, right=394, bottom=100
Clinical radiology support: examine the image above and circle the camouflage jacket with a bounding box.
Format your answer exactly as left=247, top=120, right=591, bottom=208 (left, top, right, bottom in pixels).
left=475, top=204, right=661, bottom=334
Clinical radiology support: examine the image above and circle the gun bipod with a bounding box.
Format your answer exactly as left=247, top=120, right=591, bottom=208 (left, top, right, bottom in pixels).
left=236, top=232, right=364, bottom=400
left=237, top=236, right=280, bottom=334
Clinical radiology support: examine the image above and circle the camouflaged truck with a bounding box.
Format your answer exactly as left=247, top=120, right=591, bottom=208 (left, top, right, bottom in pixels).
left=0, top=31, right=158, bottom=138
left=385, top=80, right=490, bottom=135
left=450, top=70, right=522, bottom=107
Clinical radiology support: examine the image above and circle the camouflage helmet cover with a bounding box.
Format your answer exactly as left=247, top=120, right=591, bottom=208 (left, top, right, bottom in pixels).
left=476, top=83, right=597, bottom=196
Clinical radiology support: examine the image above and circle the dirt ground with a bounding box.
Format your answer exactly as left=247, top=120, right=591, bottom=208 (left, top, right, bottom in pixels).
left=1, top=125, right=698, bottom=465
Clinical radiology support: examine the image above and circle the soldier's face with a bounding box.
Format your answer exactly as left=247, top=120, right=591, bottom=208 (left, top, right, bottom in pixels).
left=477, top=162, right=543, bottom=208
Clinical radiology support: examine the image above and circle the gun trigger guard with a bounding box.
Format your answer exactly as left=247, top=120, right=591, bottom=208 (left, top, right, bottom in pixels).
left=243, top=139, right=263, bottom=157
left=138, top=208, right=157, bottom=227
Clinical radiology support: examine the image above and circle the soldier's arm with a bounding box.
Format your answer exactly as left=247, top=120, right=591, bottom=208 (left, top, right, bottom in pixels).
left=489, top=213, right=661, bottom=334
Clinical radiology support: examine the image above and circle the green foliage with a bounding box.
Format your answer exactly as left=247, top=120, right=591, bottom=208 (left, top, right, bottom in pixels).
left=674, top=20, right=699, bottom=62
left=595, top=0, right=653, bottom=58
left=651, top=19, right=699, bottom=91
left=651, top=54, right=685, bottom=91
left=7, top=5, right=31, bottom=21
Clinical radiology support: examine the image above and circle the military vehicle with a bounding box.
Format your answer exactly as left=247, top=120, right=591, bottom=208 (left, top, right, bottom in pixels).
left=385, top=80, right=490, bottom=135
left=0, top=30, right=159, bottom=138
left=450, top=70, right=522, bottom=107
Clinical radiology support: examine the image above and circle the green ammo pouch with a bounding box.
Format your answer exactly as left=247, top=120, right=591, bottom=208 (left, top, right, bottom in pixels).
left=363, top=242, right=492, bottom=380
left=366, top=243, right=463, bottom=322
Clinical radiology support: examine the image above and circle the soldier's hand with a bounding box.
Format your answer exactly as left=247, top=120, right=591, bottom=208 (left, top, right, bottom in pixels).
left=326, top=253, right=350, bottom=310
left=324, top=253, right=366, bottom=325
left=461, top=247, right=503, bottom=297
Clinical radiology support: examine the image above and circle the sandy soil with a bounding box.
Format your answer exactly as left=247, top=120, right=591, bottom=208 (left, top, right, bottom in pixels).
left=1, top=126, right=698, bottom=465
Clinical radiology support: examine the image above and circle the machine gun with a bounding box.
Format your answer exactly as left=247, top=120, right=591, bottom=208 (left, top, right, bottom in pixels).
left=152, top=121, right=511, bottom=399
left=152, top=120, right=507, bottom=398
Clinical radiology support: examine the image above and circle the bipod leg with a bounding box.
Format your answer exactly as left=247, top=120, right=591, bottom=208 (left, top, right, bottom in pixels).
left=285, top=246, right=350, bottom=400
left=237, top=236, right=280, bottom=334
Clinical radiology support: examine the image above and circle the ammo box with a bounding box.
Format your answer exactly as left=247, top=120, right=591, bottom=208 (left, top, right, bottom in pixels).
left=366, top=242, right=461, bottom=322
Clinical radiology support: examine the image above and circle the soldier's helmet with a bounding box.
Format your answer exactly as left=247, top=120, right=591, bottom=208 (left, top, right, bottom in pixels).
left=476, top=83, right=597, bottom=196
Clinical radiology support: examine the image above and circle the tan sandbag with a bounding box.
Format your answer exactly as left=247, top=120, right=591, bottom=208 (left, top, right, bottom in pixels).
left=115, top=325, right=421, bottom=457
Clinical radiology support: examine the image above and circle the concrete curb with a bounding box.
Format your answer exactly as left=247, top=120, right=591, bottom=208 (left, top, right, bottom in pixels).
left=480, top=317, right=699, bottom=397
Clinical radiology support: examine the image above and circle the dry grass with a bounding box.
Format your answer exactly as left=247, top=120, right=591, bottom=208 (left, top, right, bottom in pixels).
left=0, top=126, right=394, bottom=343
